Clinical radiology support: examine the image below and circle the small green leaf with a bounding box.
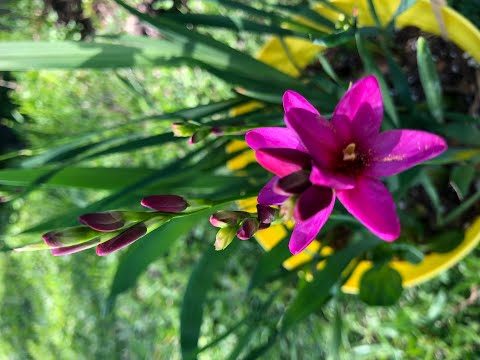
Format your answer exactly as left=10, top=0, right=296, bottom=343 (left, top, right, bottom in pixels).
left=450, top=164, right=475, bottom=199
left=359, top=264, right=403, bottom=306
left=417, top=37, right=443, bottom=123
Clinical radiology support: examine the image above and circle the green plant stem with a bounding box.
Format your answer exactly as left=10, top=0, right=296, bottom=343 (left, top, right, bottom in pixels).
left=195, top=317, right=248, bottom=355
left=441, top=191, right=480, bottom=226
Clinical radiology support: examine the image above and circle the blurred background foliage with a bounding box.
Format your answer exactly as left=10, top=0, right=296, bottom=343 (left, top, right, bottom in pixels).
left=0, top=0, right=479, bottom=359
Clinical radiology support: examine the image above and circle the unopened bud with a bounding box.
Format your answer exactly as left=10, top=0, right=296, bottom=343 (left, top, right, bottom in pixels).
left=79, top=211, right=126, bottom=232
left=171, top=122, right=198, bottom=137
left=258, top=222, right=271, bottom=230
left=210, top=127, right=223, bottom=136
left=96, top=223, right=148, bottom=256
left=51, top=237, right=102, bottom=256
left=141, top=195, right=188, bottom=213
left=210, top=210, right=250, bottom=228
left=189, top=127, right=211, bottom=144
left=256, top=204, right=277, bottom=224
left=237, top=218, right=259, bottom=240
left=274, top=170, right=311, bottom=196
left=214, top=226, right=237, bottom=251
left=42, top=226, right=99, bottom=247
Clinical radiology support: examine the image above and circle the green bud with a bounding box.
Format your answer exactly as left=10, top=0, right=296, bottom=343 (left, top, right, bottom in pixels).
left=214, top=226, right=237, bottom=251
left=171, top=122, right=199, bottom=137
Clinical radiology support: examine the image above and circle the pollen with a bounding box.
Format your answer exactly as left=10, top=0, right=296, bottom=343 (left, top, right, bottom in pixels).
left=342, top=143, right=357, bottom=161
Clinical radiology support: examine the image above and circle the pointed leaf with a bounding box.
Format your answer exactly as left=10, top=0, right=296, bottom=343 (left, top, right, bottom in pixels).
left=359, top=264, right=403, bottom=306
left=417, top=37, right=443, bottom=123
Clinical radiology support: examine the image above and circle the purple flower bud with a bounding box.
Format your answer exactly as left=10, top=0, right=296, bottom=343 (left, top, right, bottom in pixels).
left=96, top=223, right=148, bottom=256
left=211, top=127, right=223, bottom=136
left=214, top=226, right=237, bottom=251
left=42, top=226, right=99, bottom=247
left=51, top=237, right=101, bottom=256
left=79, top=211, right=125, bottom=232
left=210, top=210, right=249, bottom=228
left=236, top=218, right=259, bottom=240
left=256, top=204, right=277, bottom=224
left=141, top=195, right=188, bottom=213
left=274, top=170, right=311, bottom=196
left=258, top=222, right=271, bottom=230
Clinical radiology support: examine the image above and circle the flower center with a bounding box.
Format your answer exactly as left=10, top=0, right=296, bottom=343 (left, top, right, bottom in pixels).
left=336, top=143, right=371, bottom=176
left=342, top=143, right=357, bottom=161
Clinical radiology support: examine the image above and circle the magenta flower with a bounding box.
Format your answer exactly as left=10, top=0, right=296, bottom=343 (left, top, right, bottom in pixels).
left=245, top=76, right=447, bottom=254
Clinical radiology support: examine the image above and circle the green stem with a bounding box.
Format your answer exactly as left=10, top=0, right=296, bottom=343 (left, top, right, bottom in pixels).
left=441, top=190, right=480, bottom=226
left=195, top=317, right=248, bottom=355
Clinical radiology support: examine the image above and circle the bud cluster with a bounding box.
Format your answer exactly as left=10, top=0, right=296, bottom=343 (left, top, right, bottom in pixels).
left=210, top=204, right=279, bottom=251
left=16, top=194, right=190, bottom=257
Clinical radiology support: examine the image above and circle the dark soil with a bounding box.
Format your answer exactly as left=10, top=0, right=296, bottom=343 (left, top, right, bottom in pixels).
left=393, top=26, right=479, bottom=116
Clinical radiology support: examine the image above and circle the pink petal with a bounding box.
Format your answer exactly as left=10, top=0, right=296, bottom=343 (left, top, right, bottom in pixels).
left=284, top=108, right=338, bottom=168
left=255, top=148, right=311, bottom=177
left=258, top=176, right=289, bottom=205
left=283, top=90, right=320, bottom=116
left=245, top=127, right=306, bottom=151
left=331, top=76, right=383, bottom=146
left=289, top=190, right=335, bottom=254
left=294, top=185, right=334, bottom=221
left=365, top=130, right=447, bottom=177
left=337, top=177, right=400, bottom=241
left=310, top=166, right=356, bottom=190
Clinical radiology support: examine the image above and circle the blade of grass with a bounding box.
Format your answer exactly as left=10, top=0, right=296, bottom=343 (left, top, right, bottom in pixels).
left=417, top=37, right=443, bottom=123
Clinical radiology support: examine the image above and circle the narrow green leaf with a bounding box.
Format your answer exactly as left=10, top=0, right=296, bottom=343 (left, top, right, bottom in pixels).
left=359, top=264, right=403, bottom=306
left=0, top=167, right=153, bottom=189
left=113, top=0, right=300, bottom=89
left=390, top=243, right=424, bottom=264
left=281, top=237, right=380, bottom=330
left=330, top=295, right=343, bottom=360
left=427, top=148, right=480, bottom=165
left=426, top=230, right=464, bottom=253
left=160, top=13, right=300, bottom=37
left=442, top=121, right=480, bottom=146
left=389, top=0, right=417, bottom=26
left=316, top=53, right=340, bottom=84
left=450, top=164, right=475, bottom=200
left=181, top=241, right=239, bottom=360
left=273, top=4, right=335, bottom=31
left=420, top=171, right=442, bottom=222
left=417, top=37, right=443, bottom=123
left=355, top=32, right=399, bottom=127
left=442, top=190, right=480, bottom=226
left=247, top=239, right=291, bottom=291
left=0, top=41, right=184, bottom=70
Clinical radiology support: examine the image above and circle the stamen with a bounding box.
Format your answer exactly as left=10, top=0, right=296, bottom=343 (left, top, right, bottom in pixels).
left=342, top=143, right=357, bottom=161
